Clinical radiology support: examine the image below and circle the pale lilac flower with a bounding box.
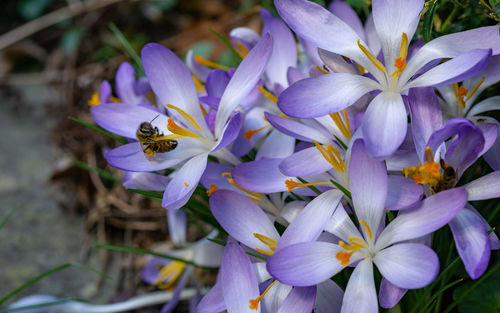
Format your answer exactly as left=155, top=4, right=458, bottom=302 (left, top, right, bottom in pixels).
left=267, top=140, right=467, bottom=312
left=274, top=0, right=499, bottom=157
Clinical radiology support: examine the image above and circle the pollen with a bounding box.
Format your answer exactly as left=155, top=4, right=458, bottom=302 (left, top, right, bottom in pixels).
left=194, top=55, right=230, bottom=71
left=167, top=118, right=200, bottom=138
left=88, top=92, right=100, bottom=106
left=403, top=147, right=441, bottom=189
left=249, top=280, right=277, bottom=310
left=184, top=182, right=189, bottom=187
left=336, top=250, right=355, bottom=266
left=390, top=32, right=409, bottom=77
left=154, top=261, right=186, bottom=290
left=244, top=124, right=271, bottom=140
left=451, top=76, right=485, bottom=109
left=206, top=184, right=219, bottom=196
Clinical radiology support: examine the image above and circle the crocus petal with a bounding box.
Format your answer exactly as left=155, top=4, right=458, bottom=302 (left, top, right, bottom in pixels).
left=91, top=103, right=168, bottom=138
left=221, top=242, right=260, bottom=313
left=362, top=92, right=408, bottom=158
left=349, top=139, right=387, bottom=234
left=467, top=204, right=500, bottom=250
left=386, top=175, right=423, bottom=210
left=192, top=237, right=224, bottom=268
left=210, top=190, right=280, bottom=251
left=477, top=123, right=499, bottom=156
left=256, top=130, right=295, bottom=160
left=160, top=268, right=192, bottom=313
left=122, top=171, right=170, bottom=191
left=186, top=50, right=211, bottom=82
left=319, top=48, right=357, bottom=74
left=287, top=67, right=307, bottom=84
left=279, top=146, right=333, bottom=177
left=405, top=49, right=492, bottom=89
left=265, top=113, right=334, bottom=144
left=206, top=69, right=230, bottom=99
left=374, top=243, right=439, bottom=289
left=116, top=62, right=139, bottom=104
left=379, top=278, right=407, bottom=309
left=212, top=112, right=242, bottom=152
left=277, top=286, right=317, bottom=313
left=141, top=43, right=209, bottom=135
left=341, top=259, right=377, bottom=313
left=167, top=209, right=186, bottom=246
left=277, top=73, right=379, bottom=118
left=407, top=87, right=442, bottom=162
left=232, top=158, right=291, bottom=193
left=372, top=0, right=423, bottom=75
left=449, top=208, right=490, bottom=279
left=267, top=242, right=344, bottom=286
left=400, top=26, right=500, bottom=84
left=215, top=34, right=272, bottom=137
left=463, top=171, right=500, bottom=201
left=467, top=96, right=500, bottom=117
left=278, top=190, right=343, bottom=250
left=261, top=9, right=297, bottom=89
left=197, top=281, right=226, bottom=313
left=230, top=27, right=260, bottom=49
left=376, top=188, right=466, bottom=249
left=364, top=14, right=381, bottom=56
left=445, top=123, right=484, bottom=174
left=325, top=203, right=363, bottom=242
left=105, top=140, right=201, bottom=172
left=262, top=281, right=293, bottom=313
left=484, top=135, right=500, bottom=171
left=232, top=107, right=270, bottom=157
left=328, top=0, right=365, bottom=42
left=274, top=0, right=385, bottom=83
left=162, top=153, right=208, bottom=210
left=200, top=162, right=234, bottom=190
left=426, top=118, right=472, bottom=157
left=315, top=280, right=344, bottom=313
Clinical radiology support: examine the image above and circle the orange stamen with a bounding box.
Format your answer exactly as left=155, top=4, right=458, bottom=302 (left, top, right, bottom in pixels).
left=194, top=55, right=230, bottom=71
left=249, top=280, right=277, bottom=310
left=336, top=250, right=355, bottom=266
left=244, top=124, right=271, bottom=140
left=88, top=92, right=100, bottom=106
left=206, top=184, right=219, bottom=196
left=257, top=86, right=277, bottom=104
left=315, top=65, right=329, bottom=74
left=167, top=118, right=200, bottom=138
left=390, top=32, right=408, bottom=77
left=254, top=233, right=278, bottom=256
left=284, top=179, right=329, bottom=192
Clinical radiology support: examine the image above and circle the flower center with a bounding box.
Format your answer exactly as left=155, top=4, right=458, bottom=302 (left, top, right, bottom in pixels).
left=154, top=261, right=186, bottom=289
left=329, top=110, right=352, bottom=139
left=451, top=76, right=485, bottom=110
left=249, top=280, right=277, bottom=310
left=314, top=141, right=346, bottom=173
left=335, top=220, right=372, bottom=265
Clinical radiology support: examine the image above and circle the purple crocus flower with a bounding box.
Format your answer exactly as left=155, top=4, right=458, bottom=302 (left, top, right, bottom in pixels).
left=405, top=94, right=500, bottom=279
left=267, top=139, right=467, bottom=312
left=274, top=0, right=499, bottom=157
left=91, top=34, right=272, bottom=210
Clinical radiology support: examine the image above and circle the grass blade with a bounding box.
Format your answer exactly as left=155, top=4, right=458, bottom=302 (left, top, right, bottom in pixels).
left=108, top=23, right=144, bottom=76
left=73, top=161, right=121, bottom=183
left=68, top=116, right=128, bottom=144
left=0, top=205, right=19, bottom=231
left=209, top=28, right=242, bottom=66
left=420, top=278, right=463, bottom=313
left=423, top=0, right=439, bottom=42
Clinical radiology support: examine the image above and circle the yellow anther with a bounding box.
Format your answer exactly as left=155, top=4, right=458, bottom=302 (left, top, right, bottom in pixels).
left=359, top=220, right=373, bottom=242
left=111, top=96, right=121, bottom=103
left=403, top=147, right=441, bottom=189
left=199, top=103, right=208, bottom=116
left=166, top=104, right=202, bottom=132
left=154, top=261, right=186, bottom=289
left=88, top=92, right=100, bottom=106
left=458, top=86, right=468, bottom=98
left=284, top=179, right=329, bottom=192
left=313, top=141, right=346, bottom=173
left=221, top=172, right=264, bottom=201
left=184, top=182, right=189, bottom=187
left=254, top=233, right=278, bottom=256
left=425, top=146, right=434, bottom=163
left=192, top=75, right=205, bottom=93
left=336, top=236, right=367, bottom=266
left=167, top=119, right=200, bottom=138
left=336, top=250, right=355, bottom=266
left=329, top=110, right=352, bottom=139
left=235, top=41, right=249, bottom=59
left=466, top=76, right=485, bottom=102
left=249, top=280, right=277, bottom=310
left=315, top=65, right=329, bottom=74
left=194, top=55, right=230, bottom=71
left=357, top=39, right=387, bottom=74
left=257, top=86, right=277, bottom=104
left=206, top=184, right=220, bottom=196
left=391, top=32, right=408, bottom=77
left=244, top=124, right=271, bottom=140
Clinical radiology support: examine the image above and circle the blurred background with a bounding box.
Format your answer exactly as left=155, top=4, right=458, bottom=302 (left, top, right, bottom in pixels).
left=0, top=0, right=498, bottom=312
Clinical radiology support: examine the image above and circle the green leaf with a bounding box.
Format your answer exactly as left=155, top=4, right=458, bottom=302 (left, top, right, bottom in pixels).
left=0, top=262, right=105, bottom=305
left=68, top=116, right=128, bottom=144
left=209, top=28, right=242, bottom=66
left=329, top=179, right=352, bottom=200
left=108, top=23, right=144, bottom=76
left=423, top=0, right=439, bottom=42
left=0, top=205, right=19, bottom=231
left=419, top=278, right=463, bottom=313
left=73, top=161, right=121, bottom=183
left=93, top=244, right=216, bottom=269
left=443, top=261, right=500, bottom=313
left=297, top=177, right=322, bottom=195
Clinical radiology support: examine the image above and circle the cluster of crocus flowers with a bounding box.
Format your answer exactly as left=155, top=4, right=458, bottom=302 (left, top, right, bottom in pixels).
left=85, top=0, right=500, bottom=312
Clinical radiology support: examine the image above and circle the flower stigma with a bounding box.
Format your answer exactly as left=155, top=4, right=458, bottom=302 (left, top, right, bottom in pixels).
left=451, top=76, right=485, bottom=110
left=390, top=32, right=409, bottom=78
left=206, top=184, right=220, bottom=196
left=249, top=280, right=278, bottom=310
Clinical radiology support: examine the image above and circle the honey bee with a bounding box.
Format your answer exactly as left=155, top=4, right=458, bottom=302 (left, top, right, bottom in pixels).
left=136, top=116, right=178, bottom=158
left=434, top=159, right=458, bottom=193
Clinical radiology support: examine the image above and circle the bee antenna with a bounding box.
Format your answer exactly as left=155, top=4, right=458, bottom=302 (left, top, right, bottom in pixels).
left=149, top=114, right=160, bottom=123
